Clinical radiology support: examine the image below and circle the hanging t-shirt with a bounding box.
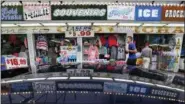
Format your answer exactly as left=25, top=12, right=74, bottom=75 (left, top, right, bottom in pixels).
left=99, top=46, right=107, bottom=55
left=117, top=46, right=125, bottom=60
left=108, top=35, right=117, bottom=47
left=110, top=46, right=117, bottom=59
left=36, top=35, right=48, bottom=51
left=88, top=45, right=99, bottom=60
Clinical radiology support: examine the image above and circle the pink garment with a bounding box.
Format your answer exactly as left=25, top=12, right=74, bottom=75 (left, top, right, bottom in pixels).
left=88, top=45, right=99, bottom=60
left=13, top=53, right=19, bottom=57
left=24, top=38, right=28, bottom=48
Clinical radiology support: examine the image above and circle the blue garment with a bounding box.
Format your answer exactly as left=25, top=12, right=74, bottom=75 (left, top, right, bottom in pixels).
left=128, top=43, right=136, bottom=59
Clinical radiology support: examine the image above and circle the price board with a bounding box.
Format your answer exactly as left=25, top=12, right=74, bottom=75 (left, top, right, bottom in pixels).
left=5, top=57, right=28, bottom=69
left=65, top=26, right=94, bottom=38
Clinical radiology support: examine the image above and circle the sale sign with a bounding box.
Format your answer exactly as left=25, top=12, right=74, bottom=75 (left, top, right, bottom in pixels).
left=5, top=57, right=28, bottom=69
left=65, top=26, right=94, bottom=37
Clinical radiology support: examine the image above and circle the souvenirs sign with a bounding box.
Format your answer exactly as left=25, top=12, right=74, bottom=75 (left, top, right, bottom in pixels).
left=23, top=4, right=51, bottom=20
left=51, top=5, right=107, bottom=20
left=162, top=6, right=184, bottom=21
left=1, top=6, right=23, bottom=21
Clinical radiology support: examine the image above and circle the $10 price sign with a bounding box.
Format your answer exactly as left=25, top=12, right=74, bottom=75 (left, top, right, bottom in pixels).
left=5, top=57, right=28, bottom=69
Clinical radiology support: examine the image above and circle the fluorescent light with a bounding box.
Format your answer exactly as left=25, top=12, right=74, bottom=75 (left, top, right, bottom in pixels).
left=92, top=77, right=113, bottom=80
left=42, top=23, right=66, bottom=26
left=70, top=77, right=90, bottom=80
left=1, top=24, right=17, bottom=27
left=118, top=23, right=142, bottom=26
left=114, top=78, right=134, bottom=83
left=156, top=84, right=174, bottom=90
left=26, top=78, right=46, bottom=81
left=175, top=88, right=184, bottom=92
left=167, top=23, right=184, bottom=27
left=18, top=23, right=41, bottom=26
left=93, top=23, right=117, bottom=26
left=47, top=77, right=68, bottom=80
left=1, top=80, right=7, bottom=83
left=143, top=23, right=166, bottom=26
left=135, top=81, right=154, bottom=86
left=68, top=23, right=91, bottom=26
left=6, top=79, right=23, bottom=83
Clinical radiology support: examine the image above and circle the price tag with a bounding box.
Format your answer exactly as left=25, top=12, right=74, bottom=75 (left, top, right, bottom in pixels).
left=65, top=31, right=94, bottom=37
left=5, top=57, right=28, bottom=69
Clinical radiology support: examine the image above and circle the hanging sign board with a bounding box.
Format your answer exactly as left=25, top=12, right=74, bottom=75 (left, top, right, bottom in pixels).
left=107, top=6, right=135, bottom=20
left=56, top=81, right=104, bottom=92
left=135, top=6, right=162, bottom=21
left=11, top=82, right=33, bottom=92
left=33, top=81, right=56, bottom=92
left=23, top=4, right=51, bottom=20
left=5, top=57, right=28, bottom=69
left=1, top=6, right=23, bottom=21
left=51, top=5, right=107, bottom=20
left=65, top=26, right=94, bottom=37
left=104, top=82, right=128, bottom=93
left=162, top=6, right=184, bottom=21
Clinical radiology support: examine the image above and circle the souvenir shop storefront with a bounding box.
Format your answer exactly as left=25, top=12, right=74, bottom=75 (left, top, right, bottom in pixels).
left=1, top=2, right=184, bottom=79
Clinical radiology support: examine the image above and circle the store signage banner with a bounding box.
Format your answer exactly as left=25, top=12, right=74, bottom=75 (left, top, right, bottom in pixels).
left=1, top=6, right=23, bottom=21
left=127, top=84, right=150, bottom=94
left=162, top=6, right=184, bottom=21
left=11, top=82, right=33, bottom=92
left=135, top=6, right=162, bottom=21
left=66, top=26, right=94, bottom=37
left=150, top=88, right=179, bottom=98
left=23, top=4, right=51, bottom=20
left=56, top=81, right=104, bottom=91
left=5, top=57, right=28, bottom=69
left=107, top=6, right=135, bottom=20
left=51, top=5, right=107, bottom=20
left=104, top=82, right=127, bottom=93
left=67, top=69, right=94, bottom=76
left=33, top=81, right=56, bottom=92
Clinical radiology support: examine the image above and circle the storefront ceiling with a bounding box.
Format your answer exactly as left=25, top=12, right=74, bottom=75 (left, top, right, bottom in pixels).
left=1, top=20, right=184, bottom=27
left=1, top=0, right=183, bottom=4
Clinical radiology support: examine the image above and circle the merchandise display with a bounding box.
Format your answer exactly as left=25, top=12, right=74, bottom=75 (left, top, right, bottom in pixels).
left=1, top=2, right=185, bottom=104
left=35, top=34, right=78, bottom=71
left=82, top=33, right=126, bottom=73
left=1, top=34, right=29, bottom=70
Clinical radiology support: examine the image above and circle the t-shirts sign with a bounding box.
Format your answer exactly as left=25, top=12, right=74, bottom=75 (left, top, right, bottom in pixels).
left=23, top=4, right=51, bottom=20
left=162, top=6, right=184, bottom=21
left=1, top=6, right=23, bottom=21
left=107, top=6, right=135, bottom=20
left=51, top=5, right=107, bottom=20
left=135, top=6, right=162, bottom=21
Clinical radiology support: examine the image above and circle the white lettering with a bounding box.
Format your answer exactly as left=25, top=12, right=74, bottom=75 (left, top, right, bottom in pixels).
left=53, top=8, right=106, bottom=17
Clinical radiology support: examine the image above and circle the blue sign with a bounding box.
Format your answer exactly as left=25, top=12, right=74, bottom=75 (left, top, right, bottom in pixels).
left=127, top=84, right=150, bottom=94
left=150, top=88, right=179, bottom=98
left=135, top=6, right=162, bottom=21
left=11, top=82, right=33, bottom=92
left=1, top=6, right=23, bottom=21
left=104, top=82, right=127, bottom=93
left=56, top=81, right=104, bottom=92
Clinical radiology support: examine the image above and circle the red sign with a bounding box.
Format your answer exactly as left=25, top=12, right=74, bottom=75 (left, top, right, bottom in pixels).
left=5, top=57, right=28, bottom=69
left=162, top=6, right=185, bottom=21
